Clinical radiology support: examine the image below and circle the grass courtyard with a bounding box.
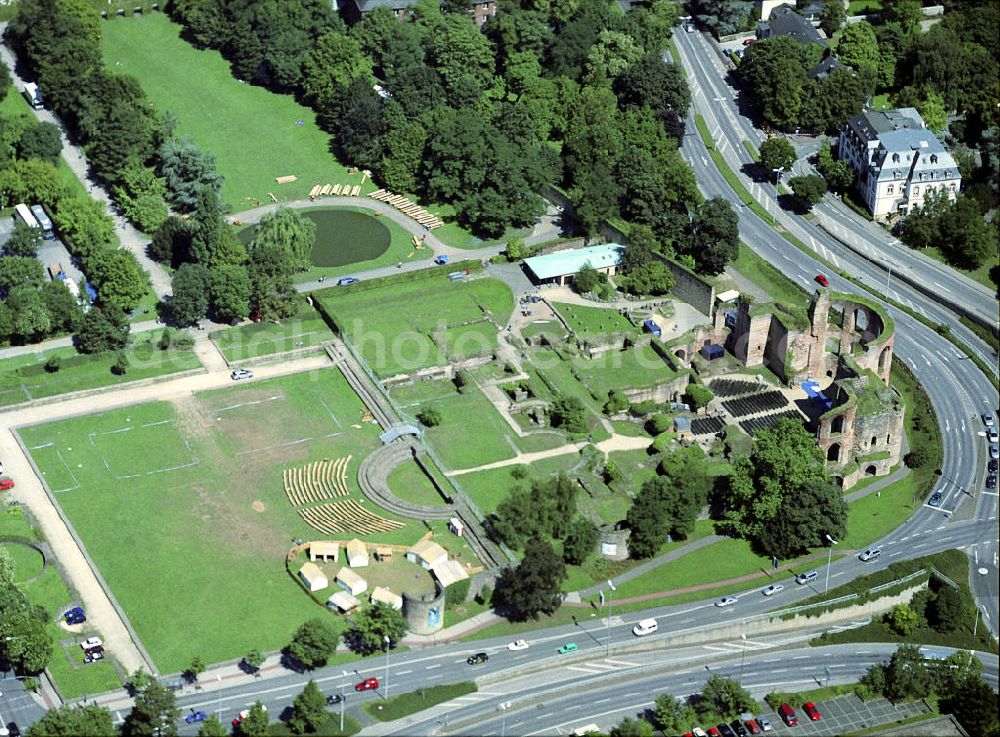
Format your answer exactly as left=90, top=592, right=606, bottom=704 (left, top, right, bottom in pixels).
left=209, top=303, right=334, bottom=363
left=19, top=369, right=444, bottom=671
left=316, top=274, right=515, bottom=378
left=101, top=14, right=370, bottom=210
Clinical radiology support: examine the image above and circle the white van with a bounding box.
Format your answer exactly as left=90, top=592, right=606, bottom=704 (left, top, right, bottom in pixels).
left=794, top=570, right=819, bottom=585
left=632, top=618, right=658, bottom=636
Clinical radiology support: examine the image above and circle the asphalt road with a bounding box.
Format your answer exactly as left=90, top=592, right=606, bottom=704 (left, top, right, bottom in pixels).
left=392, top=644, right=1000, bottom=736
left=669, top=28, right=999, bottom=637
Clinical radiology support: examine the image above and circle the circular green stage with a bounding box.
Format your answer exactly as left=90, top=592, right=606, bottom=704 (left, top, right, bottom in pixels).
left=1, top=542, right=45, bottom=582
left=239, top=208, right=391, bottom=267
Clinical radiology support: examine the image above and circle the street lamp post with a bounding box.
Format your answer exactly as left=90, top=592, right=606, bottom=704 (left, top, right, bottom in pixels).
left=739, top=632, right=748, bottom=686
left=605, top=580, right=616, bottom=657
left=383, top=635, right=391, bottom=701
left=216, top=674, right=222, bottom=721
left=499, top=701, right=510, bottom=737
left=824, top=534, right=838, bottom=593
left=885, top=263, right=893, bottom=294
left=339, top=693, right=346, bottom=732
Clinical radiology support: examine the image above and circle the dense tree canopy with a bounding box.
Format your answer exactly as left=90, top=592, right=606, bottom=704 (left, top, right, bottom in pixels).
left=492, top=536, right=566, bottom=620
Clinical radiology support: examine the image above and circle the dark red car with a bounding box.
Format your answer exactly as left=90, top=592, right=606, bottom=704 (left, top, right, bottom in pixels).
left=355, top=677, right=379, bottom=692
left=803, top=702, right=821, bottom=721
left=0, top=477, right=14, bottom=491
left=814, top=273, right=829, bottom=287
left=778, top=703, right=798, bottom=727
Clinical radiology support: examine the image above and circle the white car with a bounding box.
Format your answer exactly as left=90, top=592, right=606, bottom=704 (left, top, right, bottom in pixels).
left=80, top=637, right=103, bottom=650
left=632, top=618, right=658, bottom=636
left=692, top=728, right=708, bottom=737
left=230, top=369, right=254, bottom=381
left=715, top=596, right=738, bottom=607
left=987, top=429, right=998, bottom=444
left=507, top=639, right=529, bottom=651
left=757, top=715, right=772, bottom=731
left=761, top=584, right=784, bottom=597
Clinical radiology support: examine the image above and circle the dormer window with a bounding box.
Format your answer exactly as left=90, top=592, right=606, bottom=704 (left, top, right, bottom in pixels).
left=930, top=154, right=938, bottom=163
left=892, top=153, right=900, bottom=163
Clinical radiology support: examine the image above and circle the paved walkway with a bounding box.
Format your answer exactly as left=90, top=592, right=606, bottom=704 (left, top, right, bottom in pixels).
left=0, top=30, right=172, bottom=301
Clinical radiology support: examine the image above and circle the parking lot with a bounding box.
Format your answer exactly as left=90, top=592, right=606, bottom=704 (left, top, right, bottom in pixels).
left=757, top=694, right=930, bottom=735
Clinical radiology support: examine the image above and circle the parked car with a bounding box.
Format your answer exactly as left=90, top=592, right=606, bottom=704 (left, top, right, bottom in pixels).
left=987, top=474, right=997, bottom=490
left=731, top=719, right=749, bottom=736
left=802, top=702, right=821, bottom=721
left=745, top=718, right=762, bottom=734
left=715, top=596, right=738, bottom=607
left=692, top=728, right=708, bottom=737
left=434, top=255, right=449, bottom=265
left=814, top=273, right=829, bottom=287
left=467, top=652, right=489, bottom=665
left=80, top=637, right=103, bottom=650
left=742, top=38, right=755, bottom=46
left=63, top=606, right=86, bottom=625
left=558, top=642, right=579, bottom=654
left=859, top=546, right=881, bottom=562
left=707, top=729, right=721, bottom=737
left=928, top=490, right=944, bottom=507
left=355, top=677, right=379, bottom=691
left=0, top=477, right=15, bottom=491
left=507, top=640, right=529, bottom=651
left=987, top=429, right=998, bottom=444
left=337, top=276, right=360, bottom=286
left=778, top=703, right=798, bottom=726
left=982, top=412, right=995, bottom=428
left=83, top=646, right=104, bottom=663
left=185, top=711, right=208, bottom=724
left=991, top=443, right=999, bottom=460
left=230, top=368, right=254, bottom=381
left=717, top=723, right=736, bottom=737
left=756, top=716, right=772, bottom=732
left=761, top=584, right=784, bottom=597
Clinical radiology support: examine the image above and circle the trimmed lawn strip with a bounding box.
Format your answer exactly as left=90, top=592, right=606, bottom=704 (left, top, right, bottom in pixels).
left=840, top=472, right=920, bottom=549
left=0, top=330, right=202, bottom=407
left=732, top=243, right=810, bottom=306
left=267, top=713, right=362, bottom=736
left=364, top=682, right=477, bottom=721
left=210, top=305, right=334, bottom=362
left=764, top=683, right=870, bottom=710
left=845, top=712, right=941, bottom=736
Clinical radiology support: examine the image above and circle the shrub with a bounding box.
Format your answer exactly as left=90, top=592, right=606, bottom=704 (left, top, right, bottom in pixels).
left=416, top=407, right=442, bottom=427
left=110, top=352, right=128, bottom=376
left=43, top=356, right=60, bottom=373
left=445, top=578, right=470, bottom=608
left=647, top=413, right=673, bottom=435
left=904, top=446, right=929, bottom=469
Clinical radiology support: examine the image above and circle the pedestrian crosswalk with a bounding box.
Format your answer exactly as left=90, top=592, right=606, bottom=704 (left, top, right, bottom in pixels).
left=702, top=638, right=771, bottom=653
left=564, top=657, right=640, bottom=675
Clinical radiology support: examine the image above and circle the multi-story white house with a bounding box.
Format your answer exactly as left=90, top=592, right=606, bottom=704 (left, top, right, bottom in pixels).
left=838, top=108, right=961, bottom=220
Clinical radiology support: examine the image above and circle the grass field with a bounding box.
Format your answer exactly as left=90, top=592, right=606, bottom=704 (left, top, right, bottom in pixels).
left=19, top=369, right=440, bottom=671
left=385, top=460, right=449, bottom=508
left=210, top=304, right=334, bottom=362
left=550, top=302, right=637, bottom=340
left=0, top=506, right=121, bottom=699
left=569, top=343, right=680, bottom=397
left=0, top=330, right=203, bottom=408
left=317, top=275, right=514, bottom=378
left=100, top=14, right=369, bottom=210
left=0, top=542, right=44, bottom=581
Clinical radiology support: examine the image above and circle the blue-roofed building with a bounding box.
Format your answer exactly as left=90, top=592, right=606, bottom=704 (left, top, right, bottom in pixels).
left=523, top=243, right=625, bottom=286
left=838, top=108, right=960, bottom=220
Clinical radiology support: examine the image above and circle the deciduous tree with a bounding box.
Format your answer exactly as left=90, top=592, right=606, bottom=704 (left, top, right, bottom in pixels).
left=286, top=617, right=340, bottom=670
left=121, top=682, right=180, bottom=737
left=170, top=263, right=211, bottom=326
left=758, top=136, right=796, bottom=177
left=25, top=704, right=114, bottom=737
left=345, top=602, right=408, bottom=655
left=209, top=264, right=251, bottom=323
left=562, top=516, right=597, bottom=565
left=73, top=304, right=131, bottom=354
left=289, top=680, right=329, bottom=735
left=90, top=249, right=150, bottom=311
left=492, top=537, right=566, bottom=620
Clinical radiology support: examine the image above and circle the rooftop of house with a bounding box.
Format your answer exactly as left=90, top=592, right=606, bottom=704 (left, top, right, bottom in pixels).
left=759, top=5, right=827, bottom=46
left=808, top=54, right=844, bottom=80
left=845, top=108, right=925, bottom=144
left=353, top=0, right=419, bottom=11
left=870, top=129, right=959, bottom=180
left=524, top=243, right=625, bottom=280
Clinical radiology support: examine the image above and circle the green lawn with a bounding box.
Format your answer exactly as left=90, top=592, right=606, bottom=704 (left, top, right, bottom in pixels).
left=732, top=244, right=811, bottom=306
left=386, top=460, right=449, bottom=508
left=0, top=330, right=203, bottom=407
left=569, top=343, right=680, bottom=397
left=919, top=244, right=998, bottom=292
left=415, top=387, right=520, bottom=470
left=100, top=14, right=369, bottom=210
left=18, top=369, right=435, bottom=671
left=316, top=275, right=514, bottom=378
left=1, top=506, right=121, bottom=699
left=550, top=302, right=637, bottom=340
left=210, top=304, right=334, bottom=362
left=0, top=542, right=44, bottom=581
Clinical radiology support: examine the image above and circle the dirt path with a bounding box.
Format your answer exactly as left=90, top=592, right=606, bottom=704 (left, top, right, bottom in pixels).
left=446, top=433, right=650, bottom=477
left=2, top=354, right=332, bottom=676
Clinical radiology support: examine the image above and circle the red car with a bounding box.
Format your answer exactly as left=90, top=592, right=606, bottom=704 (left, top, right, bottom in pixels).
left=355, top=677, right=379, bottom=692
left=778, top=703, right=798, bottom=727
left=743, top=38, right=755, bottom=46
left=745, top=719, right=762, bottom=735
left=0, top=477, right=14, bottom=491
left=814, top=273, right=829, bottom=287
left=803, top=702, right=821, bottom=721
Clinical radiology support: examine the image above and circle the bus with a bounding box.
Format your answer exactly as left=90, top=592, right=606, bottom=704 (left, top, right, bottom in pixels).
left=30, top=204, right=55, bottom=240
left=13, top=203, right=41, bottom=232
